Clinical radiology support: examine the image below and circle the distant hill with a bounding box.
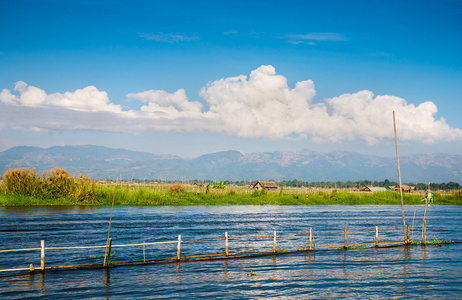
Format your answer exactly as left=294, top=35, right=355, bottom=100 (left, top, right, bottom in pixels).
left=0, top=145, right=460, bottom=183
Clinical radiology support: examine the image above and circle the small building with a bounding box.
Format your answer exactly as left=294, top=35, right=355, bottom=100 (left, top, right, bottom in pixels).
left=359, top=185, right=373, bottom=192
left=359, top=185, right=387, bottom=192
left=393, top=184, right=411, bottom=193
left=249, top=181, right=279, bottom=191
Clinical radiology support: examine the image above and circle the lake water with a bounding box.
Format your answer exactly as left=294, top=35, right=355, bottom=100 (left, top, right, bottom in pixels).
left=0, top=205, right=461, bottom=299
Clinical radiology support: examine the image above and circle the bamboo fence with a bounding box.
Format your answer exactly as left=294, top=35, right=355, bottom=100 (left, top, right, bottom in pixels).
left=0, top=225, right=439, bottom=277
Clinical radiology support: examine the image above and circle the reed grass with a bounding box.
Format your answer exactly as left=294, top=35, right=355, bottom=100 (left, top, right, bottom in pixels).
left=1, top=168, right=461, bottom=206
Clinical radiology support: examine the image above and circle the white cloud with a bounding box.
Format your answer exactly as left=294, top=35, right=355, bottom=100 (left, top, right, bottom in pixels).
left=1, top=65, right=461, bottom=144
left=140, top=33, right=200, bottom=42
left=223, top=29, right=238, bottom=35
left=286, top=32, right=347, bottom=44
left=3, top=81, right=123, bottom=113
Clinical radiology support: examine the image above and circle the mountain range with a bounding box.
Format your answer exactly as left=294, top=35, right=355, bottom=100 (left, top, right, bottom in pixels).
left=0, top=145, right=461, bottom=183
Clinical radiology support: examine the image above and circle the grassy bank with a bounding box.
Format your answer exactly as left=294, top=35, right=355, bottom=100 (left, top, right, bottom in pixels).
left=1, top=184, right=461, bottom=206
left=1, top=167, right=461, bottom=206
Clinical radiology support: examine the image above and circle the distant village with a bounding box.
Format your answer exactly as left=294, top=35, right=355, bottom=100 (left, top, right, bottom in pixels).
left=98, top=179, right=461, bottom=193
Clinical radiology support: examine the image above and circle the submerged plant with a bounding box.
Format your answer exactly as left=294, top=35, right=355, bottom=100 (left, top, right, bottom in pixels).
left=428, top=238, right=452, bottom=246
left=339, top=245, right=369, bottom=249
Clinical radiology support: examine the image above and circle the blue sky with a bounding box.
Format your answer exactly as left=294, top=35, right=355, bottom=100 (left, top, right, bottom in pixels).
left=1, top=0, right=461, bottom=157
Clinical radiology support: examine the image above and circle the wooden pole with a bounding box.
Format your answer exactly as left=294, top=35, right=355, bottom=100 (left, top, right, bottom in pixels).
left=344, top=227, right=347, bottom=248
left=393, top=111, right=407, bottom=243
left=273, top=231, right=277, bottom=253
left=106, top=238, right=112, bottom=266
left=309, top=228, right=312, bottom=250
left=423, top=184, right=429, bottom=237
left=312, top=228, right=316, bottom=249
left=104, top=180, right=117, bottom=266
left=225, top=232, right=229, bottom=256
left=143, top=241, right=146, bottom=263
left=40, top=240, right=45, bottom=271
left=177, top=235, right=182, bottom=261
left=407, top=224, right=411, bottom=242
left=423, top=220, right=427, bottom=245
left=375, top=226, right=379, bottom=247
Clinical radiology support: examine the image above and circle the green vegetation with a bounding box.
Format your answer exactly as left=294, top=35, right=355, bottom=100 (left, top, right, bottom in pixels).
left=1, top=168, right=461, bottom=206
left=427, top=238, right=452, bottom=246
left=339, top=245, right=370, bottom=249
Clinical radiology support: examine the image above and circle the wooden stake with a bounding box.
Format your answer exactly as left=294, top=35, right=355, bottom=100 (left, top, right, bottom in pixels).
left=344, top=227, right=348, bottom=248
left=309, top=228, right=312, bottom=250
left=273, top=231, right=277, bottom=253
left=393, top=111, right=407, bottom=243
left=225, top=232, right=229, bottom=256
left=423, top=220, right=427, bottom=245
left=407, top=224, right=411, bottom=242
left=311, top=228, right=316, bottom=249
left=177, top=235, right=182, bottom=261
left=375, top=226, right=379, bottom=247
left=40, top=240, right=45, bottom=272
left=106, top=238, right=112, bottom=266
left=104, top=180, right=118, bottom=266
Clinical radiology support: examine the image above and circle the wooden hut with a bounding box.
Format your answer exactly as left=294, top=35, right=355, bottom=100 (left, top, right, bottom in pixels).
left=249, top=181, right=279, bottom=192
left=360, top=185, right=387, bottom=192
left=393, top=184, right=411, bottom=193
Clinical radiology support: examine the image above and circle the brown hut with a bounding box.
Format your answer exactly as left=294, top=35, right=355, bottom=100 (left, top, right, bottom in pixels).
left=249, top=181, right=279, bottom=191
left=393, top=184, right=411, bottom=193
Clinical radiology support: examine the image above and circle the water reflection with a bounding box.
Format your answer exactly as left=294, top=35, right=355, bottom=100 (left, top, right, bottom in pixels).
left=176, top=262, right=181, bottom=283
left=342, top=249, right=349, bottom=279
left=0, top=205, right=461, bottom=299
left=223, top=259, right=229, bottom=281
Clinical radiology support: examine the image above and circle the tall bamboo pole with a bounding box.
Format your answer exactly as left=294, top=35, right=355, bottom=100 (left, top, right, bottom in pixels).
left=104, top=179, right=118, bottom=266
left=393, top=111, right=407, bottom=243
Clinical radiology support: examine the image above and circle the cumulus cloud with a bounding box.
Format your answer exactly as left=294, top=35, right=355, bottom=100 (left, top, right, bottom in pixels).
left=1, top=65, right=461, bottom=144
left=2, top=81, right=123, bottom=113
left=127, top=89, right=203, bottom=119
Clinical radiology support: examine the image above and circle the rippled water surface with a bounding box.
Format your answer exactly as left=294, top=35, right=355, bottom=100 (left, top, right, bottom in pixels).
left=1, top=205, right=461, bottom=299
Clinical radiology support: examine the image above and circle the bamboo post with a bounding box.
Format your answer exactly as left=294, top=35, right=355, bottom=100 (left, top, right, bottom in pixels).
left=422, top=189, right=429, bottom=243
left=375, top=226, right=379, bottom=247
left=273, top=231, right=277, bottom=253
left=407, top=224, right=411, bottom=242
left=40, top=240, right=45, bottom=271
left=225, top=232, right=229, bottom=256
left=106, top=238, right=112, bottom=266
left=177, top=235, right=182, bottom=261
left=393, top=111, right=407, bottom=243
left=312, top=228, right=316, bottom=249
left=344, top=227, right=348, bottom=248
left=423, top=220, right=427, bottom=245
left=309, top=228, right=312, bottom=250
left=104, top=181, right=117, bottom=266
